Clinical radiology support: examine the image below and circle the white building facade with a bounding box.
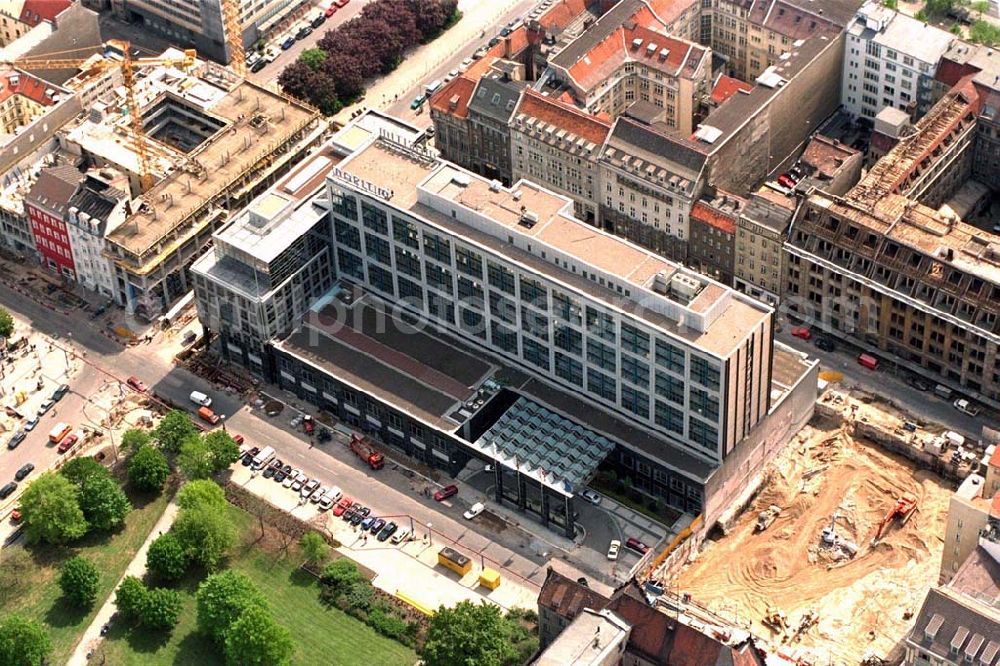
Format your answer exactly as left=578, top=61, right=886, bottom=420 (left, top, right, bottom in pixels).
left=842, top=2, right=954, bottom=120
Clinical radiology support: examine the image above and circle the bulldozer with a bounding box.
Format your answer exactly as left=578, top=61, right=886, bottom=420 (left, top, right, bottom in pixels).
left=755, top=504, right=782, bottom=532
left=871, top=495, right=917, bottom=546
left=763, top=607, right=789, bottom=635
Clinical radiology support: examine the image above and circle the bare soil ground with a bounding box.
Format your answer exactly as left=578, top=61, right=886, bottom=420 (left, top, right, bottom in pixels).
left=675, top=418, right=952, bottom=664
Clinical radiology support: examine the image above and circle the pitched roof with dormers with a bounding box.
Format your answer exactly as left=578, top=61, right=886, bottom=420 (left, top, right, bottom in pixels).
left=0, top=68, right=62, bottom=107
left=18, top=0, right=70, bottom=26
left=430, top=76, right=476, bottom=120
left=513, top=88, right=611, bottom=146
left=562, top=22, right=707, bottom=92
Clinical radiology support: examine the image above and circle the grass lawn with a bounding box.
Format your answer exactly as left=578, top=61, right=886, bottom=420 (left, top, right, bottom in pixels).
left=98, top=504, right=417, bottom=665
left=0, top=486, right=172, bottom=664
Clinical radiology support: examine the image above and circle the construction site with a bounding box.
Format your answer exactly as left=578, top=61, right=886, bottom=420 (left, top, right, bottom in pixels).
left=674, top=387, right=956, bottom=665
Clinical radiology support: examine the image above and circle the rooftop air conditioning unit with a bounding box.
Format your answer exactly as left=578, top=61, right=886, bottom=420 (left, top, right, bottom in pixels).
left=489, top=179, right=502, bottom=192
left=669, top=273, right=702, bottom=300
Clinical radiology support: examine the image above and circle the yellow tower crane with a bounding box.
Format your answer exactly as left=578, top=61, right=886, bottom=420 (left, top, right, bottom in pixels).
left=221, top=0, right=246, bottom=78
left=5, top=40, right=197, bottom=193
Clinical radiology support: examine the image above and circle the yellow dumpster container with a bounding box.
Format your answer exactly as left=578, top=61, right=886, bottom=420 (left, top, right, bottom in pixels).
left=479, top=568, right=501, bottom=590
left=437, top=546, right=472, bottom=576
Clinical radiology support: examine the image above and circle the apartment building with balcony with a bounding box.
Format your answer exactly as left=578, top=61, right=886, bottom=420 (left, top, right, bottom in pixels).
left=841, top=2, right=953, bottom=120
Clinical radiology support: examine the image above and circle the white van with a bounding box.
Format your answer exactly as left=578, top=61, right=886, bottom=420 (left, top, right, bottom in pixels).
left=390, top=527, right=412, bottom=544
left=189, top=390, right=212, bottom=407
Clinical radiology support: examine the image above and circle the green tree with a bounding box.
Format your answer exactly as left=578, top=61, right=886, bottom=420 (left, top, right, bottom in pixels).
left=19, top=473, right=88, bottom=544
left=972, top=0, right=990, bottom=15
left=59, top=456, right=109, bottom=488
left=204, top=430, right=240, bottom=473
left=970, top=19, right=1000, bottom=45
left=115, top=576, right=148, bottom=621
left=121, top=428, right=152, bottom=457
left=78, top=475, right=131, bottom=531
left=173, top=505, right=236, bottom=570
left=300, top=47, right=327, bottom=71
left=0, top=307, right=14, bottom=339
left=420, top=600, right=515, bottom=666
left=924, top=0, right=955, bottom=16
left=177, top=436, right=214, bottom=480
left=154, top=410, right=199, bottom=454
left=147, top=532, right=188, bottom=581
left=128, top=445, right=170, bottom=492
left=0, top=614, right=51, bottom=665
left=176, top=479, right=226, bottom=511
left=58, top=556, right=100, bottom=607
left=320, top=558, right=363, bottom=592
left=140, top=587, right=182, bottom=629
left=196, top=571, right=268, bottom=643
left=299, top=532, right=329, bottom=566
left=223, top=605, right=294, bottom=666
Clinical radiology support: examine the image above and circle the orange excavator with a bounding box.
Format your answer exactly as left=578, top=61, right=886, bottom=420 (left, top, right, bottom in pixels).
left=871, top=495, right=917, bottom=546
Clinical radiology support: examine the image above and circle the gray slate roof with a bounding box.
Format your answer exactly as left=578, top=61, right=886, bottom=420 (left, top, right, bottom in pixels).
left=468, top=75, right=524, bottom=123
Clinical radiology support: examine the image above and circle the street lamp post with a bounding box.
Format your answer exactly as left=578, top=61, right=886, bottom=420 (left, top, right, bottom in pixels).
left=220, top=414, right=227, bottom=432
left=426, top=522, right=432, bottom=544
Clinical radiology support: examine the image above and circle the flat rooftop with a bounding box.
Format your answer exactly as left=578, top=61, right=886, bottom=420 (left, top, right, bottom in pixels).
left=337, top=139, right=771, bottom=357
left=105, top=70, right=316, bottom=258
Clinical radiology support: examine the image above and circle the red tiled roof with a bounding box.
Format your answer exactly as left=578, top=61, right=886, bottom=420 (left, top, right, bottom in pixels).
left=711, top=75, right=753, bottom=105
left=566, top=23, right=705, bottom=91
left=505, top=25, right=531, bottom=56
left=430, top=76, right=476, bottom=119
left=539, top=0, right=591, bottom=30
left=514, top=88, right=611, bottom=145
left=0, top=69, right=60, bottom=107
left=18, top=0, right=70, bottom=26
left=641, top=0, right=695, bottom=27
left=989, top=445, right=1000, bottom=470
left=991, top=490, right=1000, bottom=520
left=538, top=568, right=609, bottom=620
left=691, top=201, right=737, bottom=234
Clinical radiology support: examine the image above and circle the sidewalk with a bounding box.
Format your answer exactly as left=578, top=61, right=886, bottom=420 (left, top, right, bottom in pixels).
left=67, top=498, right=180, bottom=666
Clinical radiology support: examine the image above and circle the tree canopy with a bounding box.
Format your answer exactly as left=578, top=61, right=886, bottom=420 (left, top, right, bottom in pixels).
left=154, top=410, right=199, bottom=453
left=196, top=571, right=268, bottom=643
left=177, top=436, right=214, bottom=480
left=223, top=605, right=294, bottom=666
left=299, top=532, right=329, bottom=566
left=115, top=576, right=148, bottom=620
left=59, top=457, right=108, bottom=488
left=19, top=473, right=88, bottom=544
left=140, top=587, right=183, bottom=629
left=0, top=308, right=14, bottom=339
left=121, top=428, right=152, bottom=457
left=204, top=430, right=240, bottom=472
left=58, top=556, right=100, bottom=608
left=127, top=445, right=170, bottom=492
left=172, top=504, right=236, bottom=570
left=177, top=479, right=226, bottom=511
left=420, top=601, right=516, bottom=666
left=0, top=614, right=51, bottom=666
left=147, top=532, right=188, bottom=581
left=77, top=474, right=131, bottom=531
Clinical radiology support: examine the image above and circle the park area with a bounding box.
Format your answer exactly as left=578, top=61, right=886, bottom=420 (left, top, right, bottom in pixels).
left=0, top=484, right=171, bottom=664
left=95, top=502, right=417, bottom=665
left=675, top=417, right=952, bottom=664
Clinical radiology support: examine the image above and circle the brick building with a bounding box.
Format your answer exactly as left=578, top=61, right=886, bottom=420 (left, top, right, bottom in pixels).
left=25, top=164, right=83, bottom=280
left=687, top=194, right=742, bottom=285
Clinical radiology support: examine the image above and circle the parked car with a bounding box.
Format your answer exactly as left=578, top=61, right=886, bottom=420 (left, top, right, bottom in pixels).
left=283, top=470, right=301, bottom=488
left=295, top=25, right=313, bottom=39
left=333, top=497, right=353, bottom=517
left=14, top=463, right=35, bottom=481
left=607, top=539, right=621, bottom=561
left=37, top=399, right=54, bottom=416
left=335, top=0, right=349, bottom=7
left=325, top=5, right=337, bottom=16
left=908, top=377, right=931, bottom=392
left=310, top=485, right=328, bottom=503
left=52, top=384, right=70, bottom=401
left=250, top=59, right=267, bottom=73
left=579, top=489, right=602, bottom=505
left=57, top=432, right=79, bottom=454
left=262, top=466, right=276, bottom=479
left=377, top=521, right=398, bottom=542
left=410, top=95, right=426, bottom=110
left=0, top=482, right=16, bottom=499
left=360, top=516, right=376, bottom=530
left=6, top=431, right=25, bottom=450
left=391, top=527, right=412, bottom=544
left=300, top=479, right=319, bottom=498
left=273, top=469, right=287, bottom=483
left=24, top=416, right=39, bottom=431
left=281, top=36, right=296, bottom=50
left=126, top=376, right=147, bottom=392
left=311, top=14, right=326, bottom=28
left=369, top=517, right=386, bottom=534
left=953, top=398, right=981, bottom=417
left=463, top=502, right=485, bottom=520
left=814, top=337, right=836, bottom=352
left=625, top=537, right=649, bottom=554
left=189, top=390, right=212, bottom=407
left=777, top=173, right=797, bottom=189
left=325, top=486, right=342, bottom=503
left=434, top=484, right=458, bottom=501
left=791, top=326, right=812, bottom=341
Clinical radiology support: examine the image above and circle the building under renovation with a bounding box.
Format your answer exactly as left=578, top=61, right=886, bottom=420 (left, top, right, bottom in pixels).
left=784, top=66, right=1000, bottom=406
left=56, top=51, right=320, bottom=316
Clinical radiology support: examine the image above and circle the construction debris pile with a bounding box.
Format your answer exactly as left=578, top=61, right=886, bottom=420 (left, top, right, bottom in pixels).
left=674, top=405, right=953, bottom=664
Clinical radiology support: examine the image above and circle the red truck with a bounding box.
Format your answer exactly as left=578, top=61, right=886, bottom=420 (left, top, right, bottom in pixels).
left=349, top=433, right=384, bottom=470
left=198, top=406, right=220, bottom=425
